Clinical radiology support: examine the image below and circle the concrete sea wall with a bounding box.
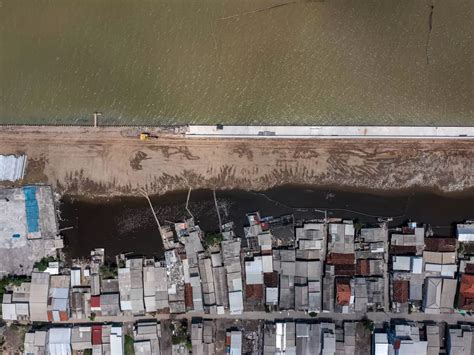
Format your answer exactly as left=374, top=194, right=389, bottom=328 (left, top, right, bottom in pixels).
left=186, top=126, right=474, bottom=139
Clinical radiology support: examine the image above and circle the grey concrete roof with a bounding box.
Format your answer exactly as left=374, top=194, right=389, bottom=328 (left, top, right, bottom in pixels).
left=425, top=278, right=442, bottom=313
left=71, top=327, right=92, bottom=350
left=101, top=278, right=119, bottom=293
left=29, top=272, right=50, bottom=321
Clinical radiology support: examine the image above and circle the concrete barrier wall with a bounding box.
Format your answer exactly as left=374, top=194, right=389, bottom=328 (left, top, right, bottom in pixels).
left=187, top=125, right=474, bottom=139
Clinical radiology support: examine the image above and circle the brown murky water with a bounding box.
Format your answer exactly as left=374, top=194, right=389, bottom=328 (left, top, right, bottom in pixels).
left=1, top=0, right=472, bottom=125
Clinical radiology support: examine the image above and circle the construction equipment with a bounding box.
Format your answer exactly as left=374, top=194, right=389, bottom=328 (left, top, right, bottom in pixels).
left=139, top=132, right=158, bottom=141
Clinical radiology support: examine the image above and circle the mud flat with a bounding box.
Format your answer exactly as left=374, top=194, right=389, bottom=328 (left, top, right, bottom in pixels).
left=0, top=127, right=473, bottom=196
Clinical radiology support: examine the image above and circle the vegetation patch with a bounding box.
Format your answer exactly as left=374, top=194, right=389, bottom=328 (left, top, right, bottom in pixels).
left=171, top=321, right=192, bottom=349
left=99, top=264, right=118, bottom=279
left=124, top=334, right=135, bottom=355
left=204, top=233, right=223, bottom=248
left=34, top=256, right=57, bottom=272
left=0, top=276, right=30, bottom=301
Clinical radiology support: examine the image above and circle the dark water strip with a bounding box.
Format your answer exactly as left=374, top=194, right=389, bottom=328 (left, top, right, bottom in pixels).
left=59, top=185, right=474, bottom=260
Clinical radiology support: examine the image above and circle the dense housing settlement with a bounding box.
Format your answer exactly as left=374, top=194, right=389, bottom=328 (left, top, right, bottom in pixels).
left=1, top=185, right=474, bottom=354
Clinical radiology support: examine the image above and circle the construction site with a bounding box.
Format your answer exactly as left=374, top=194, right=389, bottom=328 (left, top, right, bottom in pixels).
left=0, top=126, right=472, bottom=198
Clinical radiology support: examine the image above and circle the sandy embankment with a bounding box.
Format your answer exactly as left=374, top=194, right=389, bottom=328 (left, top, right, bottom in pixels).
left=0, top=126, right=473, bottom=196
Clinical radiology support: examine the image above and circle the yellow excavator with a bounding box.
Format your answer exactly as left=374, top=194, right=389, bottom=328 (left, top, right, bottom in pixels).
left=139, top=132, right=158, bottom=141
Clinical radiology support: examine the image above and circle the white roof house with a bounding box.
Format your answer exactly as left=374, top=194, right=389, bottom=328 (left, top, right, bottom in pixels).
left=392, top=256, right=412, bottom=271
left=266, top=287, right=279, bottom=305
left=392, top=325, right=428, bottom=355
left=457, top=224, right=474, bottom=242
left=48, top=328, right=72, bottom=355
left=262, top=255, right=273, bottom=273
left=229, top=291, right=243, bottom=315
left=0, top=155, right=27, bottom=182
left=110, top=326, right=124, bottom=355
left=230, top=330, right=242, bottom=355
left=245, top=257, right=263, bottom=285
left=412, top=257, right=423, bottom=274
left=2, top=301, right=17, bottom=321
left=70, top=268, right=81, bottom=287
left=374, top=333, right=390, bottom=355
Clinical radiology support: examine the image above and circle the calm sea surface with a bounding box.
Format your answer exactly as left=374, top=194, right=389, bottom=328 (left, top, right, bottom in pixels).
left=1, top=0, right=472, bottom=125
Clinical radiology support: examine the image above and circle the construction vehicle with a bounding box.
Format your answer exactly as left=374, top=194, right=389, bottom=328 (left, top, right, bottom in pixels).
left=139, top=132, right=158, bottom=141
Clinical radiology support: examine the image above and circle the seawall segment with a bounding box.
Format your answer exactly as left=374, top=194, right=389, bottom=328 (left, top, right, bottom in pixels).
left=186, top=125, right=474, bottom=139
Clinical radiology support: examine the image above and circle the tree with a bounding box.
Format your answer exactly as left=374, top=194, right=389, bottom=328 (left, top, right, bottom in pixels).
left=361, top=316, right=374, bottom=332
left=204, top=233, right=223, bottom=247
left=0, top=275, right=30, bottom=300
left=100, top=264, right=118, bottom=279
left=34, top=256, right=57, bottom=272
left=354, top=221, right=365, bottom=235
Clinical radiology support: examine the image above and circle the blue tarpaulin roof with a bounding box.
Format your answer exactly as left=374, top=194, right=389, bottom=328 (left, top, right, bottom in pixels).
left=23, top=186, right=40, bottom=233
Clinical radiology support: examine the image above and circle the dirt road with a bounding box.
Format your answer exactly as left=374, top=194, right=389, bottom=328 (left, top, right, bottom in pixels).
left=0, top=126, right=472, bottom=196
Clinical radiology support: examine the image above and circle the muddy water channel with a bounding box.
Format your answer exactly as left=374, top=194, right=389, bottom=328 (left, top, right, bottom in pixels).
left=59, top=186, right=474, bottom=260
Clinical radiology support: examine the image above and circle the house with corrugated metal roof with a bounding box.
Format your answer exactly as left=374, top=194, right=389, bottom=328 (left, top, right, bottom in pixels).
left=143, top=260, right=169, bottom=313
left=23, top=330, right=47, bottom=355
left=48, top=328, right=72, bottom=355
left=227, top=329, right=243, bottom=355
left=71, top=326, right=92, bottom=352
left=447, top=324, right=474, bottom=355
left=295, top=222, right=327, bottom=260
left=424, top=277, right=457, bottom=314
left=48, top=275, right=70, bottom=322
left=275, top=249, right=295, bottom=310
left=29, top=271, right=50, bottom=322
left=275, top=321, right=296, bottom=354
left=0, top=154, right=27, bottom=181
left=110, top=325, right=124, bottom=355
left=134, top=320, right=161, bottom=355
left=457, top=223, right=474, bottom=243
left=199, top=257, right=216, bottom=312
left=1, top=280, right=30, bottom=321
left=222, top=239, right=243, bottom=314
left=118, top=258, right=145, bottom=316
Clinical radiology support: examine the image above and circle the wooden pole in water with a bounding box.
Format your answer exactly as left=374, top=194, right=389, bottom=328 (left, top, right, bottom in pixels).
left=185, top=187, right=194, bottom=219
left=213, top=189, right=223, bottom=232
left=138, top=188, right=162, bottom=239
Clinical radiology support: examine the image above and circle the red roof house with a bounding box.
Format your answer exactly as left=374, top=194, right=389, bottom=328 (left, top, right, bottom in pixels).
left=460, top=274, right=474, bottom=310
left=92, top=325, right=102, bottom=345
